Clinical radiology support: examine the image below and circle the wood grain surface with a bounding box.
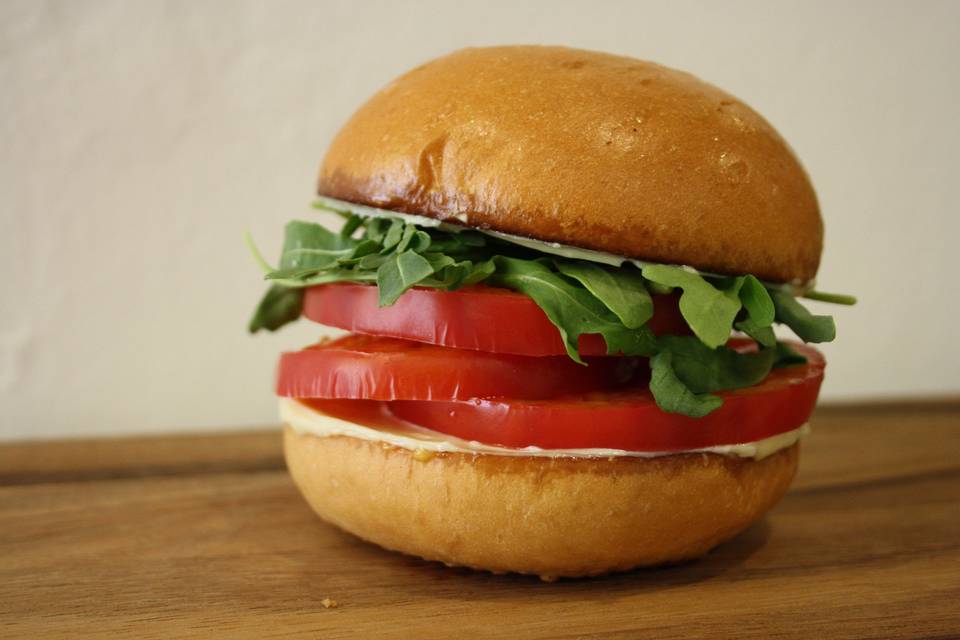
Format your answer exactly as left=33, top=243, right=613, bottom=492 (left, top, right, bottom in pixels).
left=1, top=401, right=958, bottom=639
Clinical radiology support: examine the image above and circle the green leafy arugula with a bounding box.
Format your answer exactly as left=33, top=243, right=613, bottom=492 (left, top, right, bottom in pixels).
left=555, top=260, right=654, bottom=329
left=249, top=207, right=854, bottom=418
left=489, top=257, right=656, bottom=362
left=770, top=290, right=837, bottom=343
left=649, top=350, right=724, bottom=418
left=641, top=264, right=743, bottom=349
left=735, top=275, right=777, bottom=348
left=248, top=285, right=303, bottom=333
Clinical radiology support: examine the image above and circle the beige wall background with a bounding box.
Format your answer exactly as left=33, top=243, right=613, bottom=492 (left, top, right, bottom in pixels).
left=2, top=0, right=958, bottom=440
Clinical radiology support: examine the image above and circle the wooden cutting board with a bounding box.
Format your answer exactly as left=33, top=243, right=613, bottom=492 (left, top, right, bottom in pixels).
left=1, top=401, right=958, bottom=639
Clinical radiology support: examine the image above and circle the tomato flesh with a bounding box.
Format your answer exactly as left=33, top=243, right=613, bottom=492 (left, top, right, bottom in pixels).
left=278, top=334, right=641, bottom=401
left=302, top=283, right=688, bottom=357
left=386, top=342, right=823, bottom=451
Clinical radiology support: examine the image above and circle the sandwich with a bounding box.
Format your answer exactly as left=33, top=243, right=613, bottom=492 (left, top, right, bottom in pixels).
left=248, top=45, right=854, bottom=579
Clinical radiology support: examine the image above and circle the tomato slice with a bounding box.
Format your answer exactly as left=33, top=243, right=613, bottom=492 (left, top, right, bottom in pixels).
left=278, top=334, right=641, bottom=401
left=380, top=343, right=824, bottom=452
left=302, top=283, right=688, bottom=357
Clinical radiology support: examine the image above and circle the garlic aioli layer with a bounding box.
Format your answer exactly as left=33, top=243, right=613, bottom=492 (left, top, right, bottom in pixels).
left=280, top=398, right=809, bottom=461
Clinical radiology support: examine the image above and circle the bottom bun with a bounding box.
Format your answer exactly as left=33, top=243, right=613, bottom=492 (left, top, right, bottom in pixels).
left=284, top=427, right=799, bottom=579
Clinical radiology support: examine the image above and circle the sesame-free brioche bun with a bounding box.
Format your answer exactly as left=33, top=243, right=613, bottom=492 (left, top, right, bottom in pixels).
left=284, top=427, right=799, bottom=579
left=318, top=45, right=822, bottom=284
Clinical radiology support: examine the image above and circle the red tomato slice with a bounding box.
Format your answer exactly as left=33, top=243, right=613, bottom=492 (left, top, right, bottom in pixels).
left=278, top=334, right=641, bottom=401
left=302, top=283, right=688, bottom=357
left=379, top=343, right=825, bottom=452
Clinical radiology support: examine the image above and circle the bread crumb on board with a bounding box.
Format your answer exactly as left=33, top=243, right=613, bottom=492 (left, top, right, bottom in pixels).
left=320, top=598, right=339, bottom=609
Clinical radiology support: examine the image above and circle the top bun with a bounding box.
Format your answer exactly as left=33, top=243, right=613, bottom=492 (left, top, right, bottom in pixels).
left=318, top=46, right=822, bottom=283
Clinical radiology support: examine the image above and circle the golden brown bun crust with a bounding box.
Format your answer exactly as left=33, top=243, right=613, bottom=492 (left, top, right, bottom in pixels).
left=284, top=427, right=799, bottom=578
left=318, top=46, right=822, bottom=283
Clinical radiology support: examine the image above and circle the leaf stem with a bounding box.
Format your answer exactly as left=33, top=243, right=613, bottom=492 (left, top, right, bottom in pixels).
left=244, top=231, right=275, bottom=274
left=802, top=290, right=858, bottom=305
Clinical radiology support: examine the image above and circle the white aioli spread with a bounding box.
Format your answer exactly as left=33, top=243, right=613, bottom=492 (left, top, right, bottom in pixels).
left=280, top=397, right=809, bottom=461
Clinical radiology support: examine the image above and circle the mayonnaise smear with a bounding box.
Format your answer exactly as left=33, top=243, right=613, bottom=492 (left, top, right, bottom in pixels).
left=280, top=398, right=809, bottom=461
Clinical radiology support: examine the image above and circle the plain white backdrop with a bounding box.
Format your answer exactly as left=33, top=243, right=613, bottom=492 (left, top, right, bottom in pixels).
left=2, top=0, right=958, bottom=440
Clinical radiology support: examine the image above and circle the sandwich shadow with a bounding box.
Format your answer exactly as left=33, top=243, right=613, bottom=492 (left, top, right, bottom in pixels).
left=338, top=517, right=773, bottom=601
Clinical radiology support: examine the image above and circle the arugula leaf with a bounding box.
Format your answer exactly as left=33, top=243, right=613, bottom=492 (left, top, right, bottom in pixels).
left=736, top=319, right=776, bottom=348
left=357, top=252, right=392, bottom=270
left=489, top=257, right=656, bottom=362
left=641, top=265, right=742, bottom=349
left=426, top=229, right=486, bottom=252
left=335, top=239, right=381, bottom=265
left=423, top=261, right=472, bottom=288
left=279, top=221, right=357, bottom=271
left=376, top=250, right=437, bottom=306
left=645, top=280, right=674, bottom=296
left=422, top=257, right=496, bottom=290
left=771, top=290, right=836, bottom=343
left=340, top=214, right=364, bottom=238
left=657, top=336, right=776, bottom=394
left=739, top=275, right=775, bottom=325
left=421, top=253, right=456, bottom=272
left=266, top=268, right=376, bottom=288
left=396, top=225, right=432, bottom=253
left=249, top=285, right=304, bottom=333
left=649, top=350, right=723, bottom=417
left=735, top=275, right=777, bottom=347
left=555, top=261, right=653, bottom=329
left=462, top=258, right=496, bottom=286
left=380, top=218, right=405, bottom=252
left=363, top=218, right=393, bottom=244
left=773, top=341, right=808, bottom=367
